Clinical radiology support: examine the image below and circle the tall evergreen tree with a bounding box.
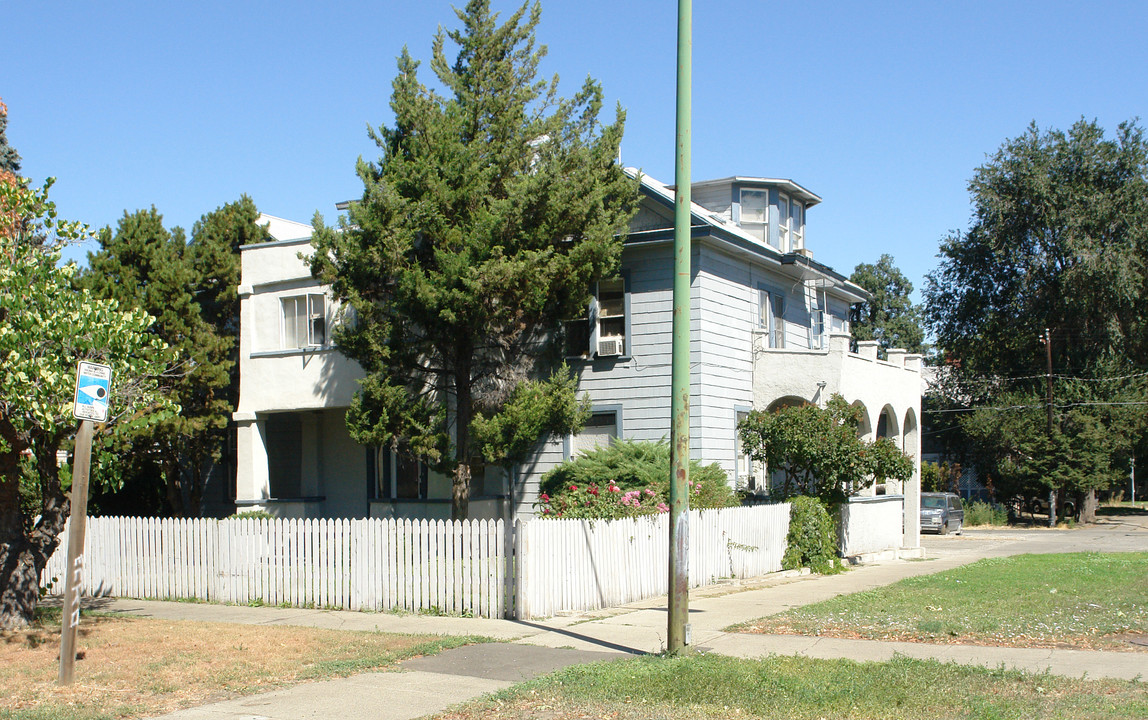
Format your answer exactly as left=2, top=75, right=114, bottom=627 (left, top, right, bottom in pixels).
left=849, top=254, right=926, bottom=356
left=0, top=98, right=20, bottom=176
left=80, top=199, right=267, bottom=516
left=309, top=0, right=638, bottom=519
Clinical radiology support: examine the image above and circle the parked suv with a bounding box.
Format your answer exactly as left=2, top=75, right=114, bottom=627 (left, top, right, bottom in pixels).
left=920, top=492, right=964, bottom=535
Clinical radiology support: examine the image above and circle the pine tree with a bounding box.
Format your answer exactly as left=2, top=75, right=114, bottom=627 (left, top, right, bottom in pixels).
left=309, top=0, right=638, bottom=519
left=849, top=254, right=926, bottom=356
left=0, top=98, right=20, bottom=176
left=80, top=200, right=267, bottom=516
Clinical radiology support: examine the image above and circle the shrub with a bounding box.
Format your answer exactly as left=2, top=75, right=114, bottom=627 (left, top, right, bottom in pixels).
left=964, top=500, right=1008, bottom=526
left=536, top=439, right=737, bottom=519
left=228, top=510, right=275, bottom=521
left=782, top=496, right=841, bottom=574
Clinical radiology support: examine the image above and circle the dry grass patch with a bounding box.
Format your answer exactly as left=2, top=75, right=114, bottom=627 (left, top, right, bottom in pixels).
left=1, top=612, right=484, bottom=720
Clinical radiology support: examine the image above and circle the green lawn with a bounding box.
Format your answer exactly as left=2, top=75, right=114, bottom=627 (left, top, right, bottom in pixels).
left=733, top=552, right=1148, bottom=650
left=438, top=653, right=1148, bottom=720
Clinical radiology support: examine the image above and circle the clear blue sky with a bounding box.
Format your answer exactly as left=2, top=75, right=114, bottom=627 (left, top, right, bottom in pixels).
left=4, top=1, right=1146, bottom=300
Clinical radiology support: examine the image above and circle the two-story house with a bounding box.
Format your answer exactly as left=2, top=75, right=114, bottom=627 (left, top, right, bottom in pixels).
left=232, top=170, right=922, bottom=544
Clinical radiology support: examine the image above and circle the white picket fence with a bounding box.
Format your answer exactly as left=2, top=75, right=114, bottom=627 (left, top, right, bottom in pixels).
left=516, top=504, right=790, bottom=618
left=41, top=504, right=791, bottom=619
left=42, top=516, right=507, bottom=618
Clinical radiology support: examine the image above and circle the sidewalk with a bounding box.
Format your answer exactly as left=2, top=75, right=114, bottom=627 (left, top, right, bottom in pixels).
left=94, top=526, right=1144, bottom=720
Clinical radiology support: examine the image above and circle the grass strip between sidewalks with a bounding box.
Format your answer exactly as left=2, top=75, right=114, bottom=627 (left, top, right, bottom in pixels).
left=436, top=653, right=1148, bottom=720
left=733, top=552, right=1148, bottom=650
left=1, top=611, right=489, bottom=720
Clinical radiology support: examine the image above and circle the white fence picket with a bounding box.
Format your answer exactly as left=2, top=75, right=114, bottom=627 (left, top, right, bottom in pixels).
left=38, top=504, right=794, bottom=620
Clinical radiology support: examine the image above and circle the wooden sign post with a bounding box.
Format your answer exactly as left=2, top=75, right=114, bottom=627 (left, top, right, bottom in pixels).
left=58, top=420, right=93, bottom=685
left=59, top=361, right=110, bottom=685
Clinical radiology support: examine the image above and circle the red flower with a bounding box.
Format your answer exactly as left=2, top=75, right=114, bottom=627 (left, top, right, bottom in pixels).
left=589, top=486, right=599, bottom=496
left=540, top=493, right=550, bottom=502
left=569, top=484, right=579, bottom=491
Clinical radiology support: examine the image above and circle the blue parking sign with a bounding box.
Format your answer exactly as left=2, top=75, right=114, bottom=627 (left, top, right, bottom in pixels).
left=73, top=361, right=112, bottom=422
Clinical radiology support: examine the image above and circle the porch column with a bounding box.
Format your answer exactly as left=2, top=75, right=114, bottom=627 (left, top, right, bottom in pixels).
left=233, top=412, right=269, bottom=508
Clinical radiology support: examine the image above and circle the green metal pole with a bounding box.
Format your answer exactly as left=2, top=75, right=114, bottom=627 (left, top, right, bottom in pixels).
left=668, top=0, right=692, bottom=655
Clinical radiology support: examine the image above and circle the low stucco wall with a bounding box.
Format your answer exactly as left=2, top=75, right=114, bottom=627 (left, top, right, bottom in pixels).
left=839, top=495, right=904, bottom=557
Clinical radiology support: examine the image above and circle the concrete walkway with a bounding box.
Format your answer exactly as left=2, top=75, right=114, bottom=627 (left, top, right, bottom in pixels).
left=85, top=517, right=1145, bottom=720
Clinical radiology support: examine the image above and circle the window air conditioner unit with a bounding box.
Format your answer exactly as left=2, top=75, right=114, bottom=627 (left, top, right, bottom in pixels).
left=597, top=336, right=624, bottom=357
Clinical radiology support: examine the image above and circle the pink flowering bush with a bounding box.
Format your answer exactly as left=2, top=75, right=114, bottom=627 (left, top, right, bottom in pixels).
left=536, top=482, right=668, bottom=519
left=534, top=439, right=737, bottom=519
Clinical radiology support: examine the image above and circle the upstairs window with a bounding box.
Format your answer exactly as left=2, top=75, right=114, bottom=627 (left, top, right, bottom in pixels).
left=564, top=276, right=630, bottom=359
left=778, top=194, right=790, bottom=251
left=739, top=189, right=769, bottom=243
left=790, top=200, right=804, bottom=250
left=596, top=278, right=626, bottom=357
left=809, top=291, right=826, bottom=350
left=282, top=293, right=326, bottom=349
left=758, top=289, right=786, bottom=349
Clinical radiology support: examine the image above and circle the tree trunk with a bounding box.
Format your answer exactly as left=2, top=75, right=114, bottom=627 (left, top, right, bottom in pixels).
left=451, top=359, right=473, bottom=521
left=0, top=431, right=70, bottom=629
left=1080, top=488, right=1098, bottom=524
left=0, top=535, right=49, bottom=629
left=0, top=476, right=67, bottom=629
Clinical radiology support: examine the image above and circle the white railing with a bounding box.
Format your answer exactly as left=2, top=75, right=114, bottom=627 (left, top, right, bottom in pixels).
left=41, top=504, right=790, bottom=620
left=515, top=504, right=789, bottom=618
left=41, top=516, right=507, bottom=618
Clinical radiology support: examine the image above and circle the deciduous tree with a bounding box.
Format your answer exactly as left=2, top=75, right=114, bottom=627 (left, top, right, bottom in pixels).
left=737, top=395, right=913, bottom=505
left=924, top=119, right=1148, bottom=517
left=0, top=177, right=173, bottom=628
left=309, top=0, right=638, bottom=519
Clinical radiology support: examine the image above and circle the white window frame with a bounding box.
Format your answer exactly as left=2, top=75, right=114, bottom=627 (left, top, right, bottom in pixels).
left=734, top=407, right=754, bottom=491
left=790, top=199, right=804, bottom=250
left=281, top=293, right=327, bottom=349
left=809, top=290, right=826, bottom=350
left=739, top=188, right=769, bottom=243
left=758, top=288, right=786, bottom=349
left=566, top=274, right=631, bottom=360
left=777, top=193, right=791, bottom=252
left=565, top=404, right=623, bottom=459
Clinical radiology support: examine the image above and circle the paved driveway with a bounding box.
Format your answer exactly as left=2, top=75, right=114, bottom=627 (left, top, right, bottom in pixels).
left=920, top=509, right=1148, bottom=557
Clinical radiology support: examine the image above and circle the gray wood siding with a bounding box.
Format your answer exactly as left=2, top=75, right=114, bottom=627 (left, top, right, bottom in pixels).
left=631, top=204, right=673, bottom=233
left=694, top=246, right=756, bottom=479
left=692, top=183, right=734, bottom=222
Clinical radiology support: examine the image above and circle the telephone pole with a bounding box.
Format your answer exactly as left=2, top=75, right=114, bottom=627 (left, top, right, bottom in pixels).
left=667, top=0, right=692, bottom=655
left=1043, top=329, right=1056, bottom=527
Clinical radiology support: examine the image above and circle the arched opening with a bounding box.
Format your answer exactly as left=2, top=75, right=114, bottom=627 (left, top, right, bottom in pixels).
left=766, top=395, right=810, bottom=413
left=875, top=405, right=900, bottom=495
left=760, top=395, right=815, bottom=495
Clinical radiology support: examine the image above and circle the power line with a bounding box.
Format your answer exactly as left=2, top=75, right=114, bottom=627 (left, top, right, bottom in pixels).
left=925, top=400, right=1148, bottom=414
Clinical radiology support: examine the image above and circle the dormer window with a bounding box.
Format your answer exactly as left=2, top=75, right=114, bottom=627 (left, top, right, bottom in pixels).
left=791, top=200, right=804, bottom=250
left=779, top=194, right=804, bottom=252
left=739, top=189, right=768, bottom=242
left=778, top=194, right=791, bottom=250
